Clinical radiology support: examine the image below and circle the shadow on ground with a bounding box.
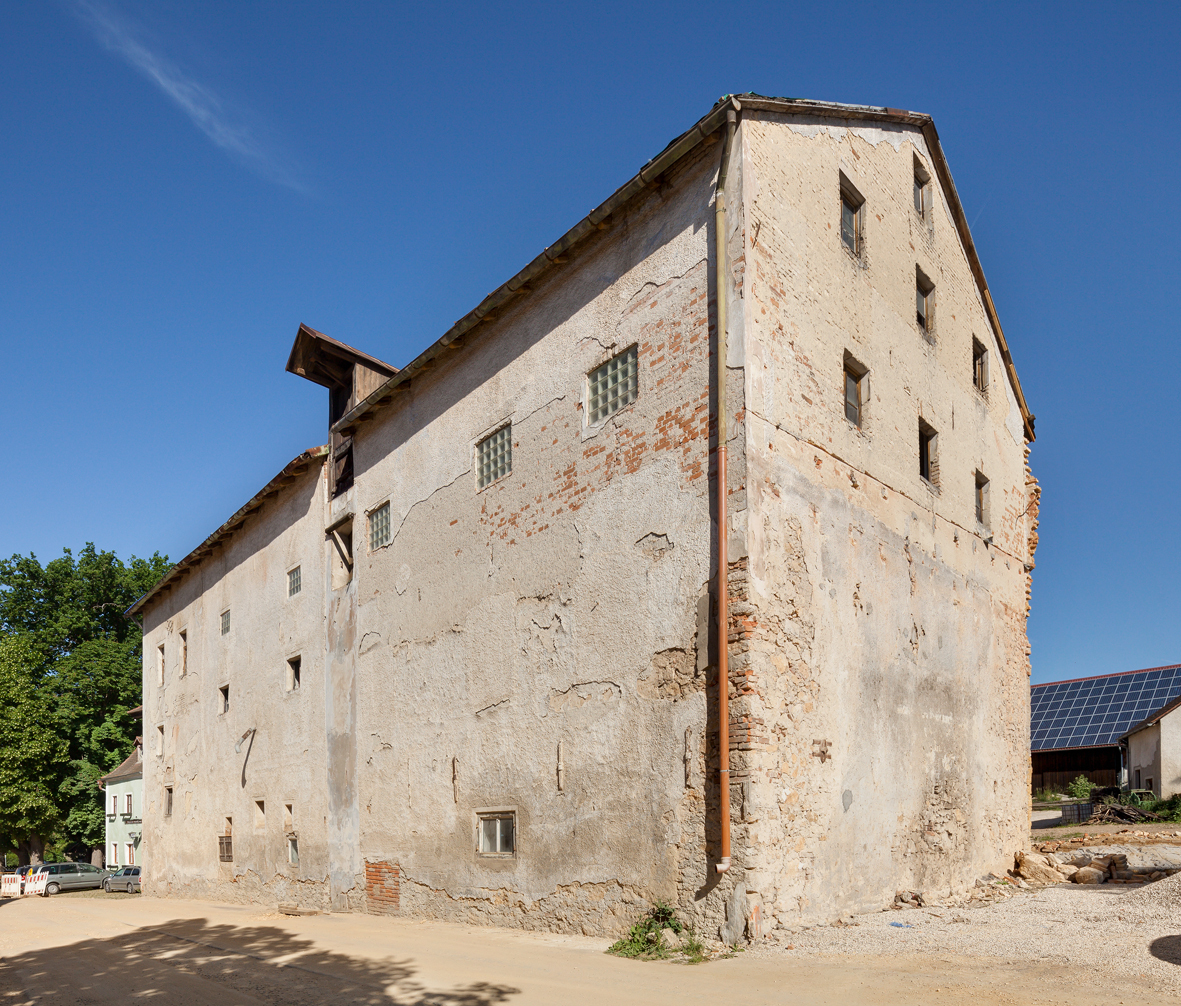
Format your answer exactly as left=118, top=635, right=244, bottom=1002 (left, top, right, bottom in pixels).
left=1150, top=936, right=1181, bottom=966
left=0, top=917, right=520, bottom=1005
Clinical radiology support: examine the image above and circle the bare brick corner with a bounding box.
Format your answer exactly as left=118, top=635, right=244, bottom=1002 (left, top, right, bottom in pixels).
left=364, top=859, right=400, bottom=915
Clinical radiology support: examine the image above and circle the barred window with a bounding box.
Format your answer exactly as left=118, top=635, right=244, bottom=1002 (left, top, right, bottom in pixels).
left=288, top=566, right=301, bottom=597
left=477, top=425, right=512, bottom=489
left=587, top=346, right=638, bottom=424
left=370, top=502, right=391, bottom=550
left=220, top=609, right=231, bottom=635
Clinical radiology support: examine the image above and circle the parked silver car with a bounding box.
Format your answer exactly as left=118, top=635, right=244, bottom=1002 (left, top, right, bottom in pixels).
left=35, top=862, right=112, bottom=895
left=104, top=867, right=140, bottom=893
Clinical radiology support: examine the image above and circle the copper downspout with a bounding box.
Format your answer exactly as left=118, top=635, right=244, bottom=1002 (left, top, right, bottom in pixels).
left=714, top=103, right=738, bottom=874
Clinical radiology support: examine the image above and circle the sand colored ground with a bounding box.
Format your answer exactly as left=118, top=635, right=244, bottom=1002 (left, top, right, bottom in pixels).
left=1, top=882, right=1179, bottom=1006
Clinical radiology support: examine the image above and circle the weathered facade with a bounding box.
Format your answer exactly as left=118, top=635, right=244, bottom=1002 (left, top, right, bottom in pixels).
left=99, top=738, right=143, bottom=870
left=132, top=96, right=1039, bottom=938
left=1123, top=695, right=1181, bottom=798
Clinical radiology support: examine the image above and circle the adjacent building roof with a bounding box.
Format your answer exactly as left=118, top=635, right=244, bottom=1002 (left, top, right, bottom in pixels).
left=1120, top=690, right=1181, bottom=741
left=326, top=94, right=1034, bottom=444
left=99, top=739, right=143, bottom=785
left=1031, top=663, right=1181, bottom=751
left=127, top=445, right=329, bottom=617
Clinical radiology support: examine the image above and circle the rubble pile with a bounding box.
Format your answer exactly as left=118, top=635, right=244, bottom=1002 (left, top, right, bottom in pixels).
left=1014, top=847, right=1179, bottom=886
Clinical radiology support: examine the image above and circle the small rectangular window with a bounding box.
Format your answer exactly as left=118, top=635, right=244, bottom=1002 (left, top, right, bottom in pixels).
left=477, top=812, right=515, bottom=856
left=1135, top=769, right=1141, bottom=789
left=975, top=471, right=990, bottom=527
left=288, top=837, right=300, bottom=866
left=916, top=268, right=934, bottom=333
left=125, top=794, right=133, bottom=815
left=973, top=338, right=989, bottom=394
left=156, top=724, right=164, bottom=757
left=221, top=609, right=231, bottom=636
left=329, top=522, right=353, bottom=590
left=218, top=835, right=233, bottom=863
left=179, top=631, right=187, bottom=677
left=914, top=157, right=931, bottom=218
left=126, top=844, right=135, bottom=866
left=587, top=345, right=639, bottom=425
left=165, top=786, right=173, bottom=818
left=843, top=355, right=867, bottom=429
left=157, top=644, right=165, bottom=686
left=919, top=419, right=938, bottom=486
left=476, top=425, right=512, bottom=488
left=110, top=844, right=118, bottom=867
left=1147, top=777, right=1154, bottom=794
left=288, top=566, right=302, bottom=597
left=369, top=502, right=391, bottom=550
left=839, top=173, right=864, bottom=256
left=254, top=800, right=265, bottom=832
left=111, top=795, right=118, bottom=816
left=287, top=656, right=301, bottom=692
left=219, top=685, right=230, bottom=714
left=284, top=803, right=294, bottom=832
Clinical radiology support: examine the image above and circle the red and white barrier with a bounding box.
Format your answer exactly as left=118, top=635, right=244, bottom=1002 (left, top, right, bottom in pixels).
left=24, top=872, right=48, bottom=896
left=0, top=874, right=20, bottom=897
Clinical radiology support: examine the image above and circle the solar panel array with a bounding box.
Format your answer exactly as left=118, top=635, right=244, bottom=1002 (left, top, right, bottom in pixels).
left=1031, top=665, right=1181, bottom=751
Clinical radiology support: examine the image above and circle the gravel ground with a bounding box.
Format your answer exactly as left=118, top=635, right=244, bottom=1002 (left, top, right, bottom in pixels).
left=750, top=846, right=1181, bottom=996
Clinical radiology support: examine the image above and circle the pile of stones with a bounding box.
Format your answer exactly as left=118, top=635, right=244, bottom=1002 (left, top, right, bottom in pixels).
left=1014, top=848, right=1178, bottom=885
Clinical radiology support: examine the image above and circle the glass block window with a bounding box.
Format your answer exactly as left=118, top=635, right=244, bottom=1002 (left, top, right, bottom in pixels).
left=369, top=502, right=391, bottom=550
left=220, top=609, right=231, bottom=635
left=478, top=813, right=515, bottom=856
left=477, top=425, right=512, bottom=489
left=587, top=346, right=638, bottom=424
left=288, top=566, right=301, bottom=597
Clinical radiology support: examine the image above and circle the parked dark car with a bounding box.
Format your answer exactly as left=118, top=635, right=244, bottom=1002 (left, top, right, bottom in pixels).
left=35, top=862, right=112, bottom=895
left=104, top=867, right=140, bottom=893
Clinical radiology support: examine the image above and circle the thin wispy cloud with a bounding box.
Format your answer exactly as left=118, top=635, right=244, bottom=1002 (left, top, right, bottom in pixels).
left=72, top=1, right=307, bottom=192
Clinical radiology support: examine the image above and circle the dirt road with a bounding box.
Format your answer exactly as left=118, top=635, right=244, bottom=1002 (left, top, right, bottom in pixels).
left=0, top=892, right=1175, bottom=1005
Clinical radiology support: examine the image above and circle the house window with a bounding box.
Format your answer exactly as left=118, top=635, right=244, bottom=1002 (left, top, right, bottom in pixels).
left=254, top=800, right=265, bottom=832
left=973, top=338, right=989, bottom=394
left=157, top=644, right=165, bottom=686
left=287, top=656, right=301, bottom=692
left=843, top=355, right=867, bottom=428
left=369, top=502, right=391, bottom=550
left=919, top=419, right=939, bottom=486
left=1135, top=769, right=1142, bottom=789
left=111, top=795, right=118, bottom=816
left=126, top=844, right=135, bottom=866
left=587, top=345, right=639, bottom=425
left=156, top=724, right=164, bottom=757
left=476, top=425, right=512, bottom=489
left=219, top=685, right=230, bottom=714
left=916, top=268, right=935, bottom=333
left=477, top=812, right=515, bottom=856
left=287, top=837, right=300, bottom=866
left=165, top=786, right=173, bottom=818
left=839, top=173, right=864, bottom=256
left=288, top=566, right=302, bottom=597
left=219, top=818, right=233, bottom=862
left=913, top=157, right=931, bottom=218
left=125, top=794, right=133, bottom=816
left=329, top=521, right=353, bottom=590
left=110, top=844, right=118, bottom=867
left=975, top=471, right=990, bottom=527
left=221, top=609, right=231, bottom=636
left=283, top=803, right=294, bottom=832
left=179, top=630, right=187, bottom=676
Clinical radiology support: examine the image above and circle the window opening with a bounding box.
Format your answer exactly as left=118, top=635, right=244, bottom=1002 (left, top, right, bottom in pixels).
left=913, top=156, right=931, bottom=217
left=1147, top=778, right=1154, bottom=793
left=219, top=685, right=230, bottom=714
left=975, top=471, right=990, bottom=527
left=839, top=176, right=865, bottom=256
left=111, top=795, right=117, bottom=816
left=288, top=566, right=302, bottom=597
left=287, top=656, right=301, bottom=692
left=126, top=844, right=134, bottom=866
left=331, top=429, right=354, bottom=497
left=125, top=794, right=133, bottom=815
left=110, top=844, right=118, bottom=867
left=179, top=631, right=187, bottom=677
left=254, top=800, right=265, bottom=832
left=369, top=502, right=391, bottom=550
left=221, top=609, right=231, bottom=636
left=973, top=338, right=989, bottom=394
left=476, top=425, right=512, bottom=488
left=283, top=803, right=294, bottom=831
left=288, top=837, right=300, bottom=866
left=165, top=786, right=173, bottom=818
left=843, top=354, right=867, bottom=428
left=219, top=818, right=233, bottom=862
left=156, top=724, right=164, bottom=757
left=916, top=268, right=935, bottom=333
left=918, top=419, right=939, bottom=486
left=329, top=521, right=354, bottom=590
left=587, top=345, right=639, bottom=425
left=157, top=644, right=165, bottom=686
left=477, top=812, right=516, bottom=856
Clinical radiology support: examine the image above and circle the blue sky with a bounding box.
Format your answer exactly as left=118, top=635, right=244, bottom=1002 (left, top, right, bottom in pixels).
left=1, top=2, right=1178, bottom=683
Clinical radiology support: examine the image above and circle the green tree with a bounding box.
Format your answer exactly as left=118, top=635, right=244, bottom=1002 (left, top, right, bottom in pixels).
left=0, top=635, right=68, bottom=863
left=0, top=545, right=169, bottom=859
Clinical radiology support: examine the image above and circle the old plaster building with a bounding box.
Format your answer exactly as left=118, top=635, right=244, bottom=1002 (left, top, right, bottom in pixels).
left=131, top=95, right=1039, bottom=938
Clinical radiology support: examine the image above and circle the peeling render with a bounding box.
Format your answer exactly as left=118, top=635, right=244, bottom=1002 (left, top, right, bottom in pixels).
left=138, top=102, right=1035, bottom=940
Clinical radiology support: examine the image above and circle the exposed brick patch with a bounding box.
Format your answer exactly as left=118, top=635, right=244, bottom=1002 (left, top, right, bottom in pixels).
left=364, top=859, right=400, bottom=915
